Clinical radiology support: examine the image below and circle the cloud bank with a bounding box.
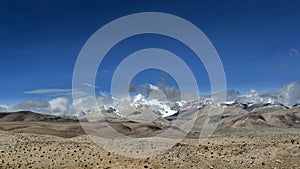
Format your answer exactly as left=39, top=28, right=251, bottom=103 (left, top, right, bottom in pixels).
left=0, top=81, right=299, bottom=116
left=275, top=81, right=300, bottom=106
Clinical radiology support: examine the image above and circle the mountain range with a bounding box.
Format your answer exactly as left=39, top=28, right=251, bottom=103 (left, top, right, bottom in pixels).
left=1, top=82, right=300, bottom=138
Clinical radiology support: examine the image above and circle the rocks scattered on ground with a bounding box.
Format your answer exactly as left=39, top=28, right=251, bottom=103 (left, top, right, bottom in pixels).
left=1, top=131, right=300, bottom=168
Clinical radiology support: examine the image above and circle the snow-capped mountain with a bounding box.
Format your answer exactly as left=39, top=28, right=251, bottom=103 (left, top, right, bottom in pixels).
left=130, top=93, right=180, bottom=118
left=77, top=84, right=300, bottom=120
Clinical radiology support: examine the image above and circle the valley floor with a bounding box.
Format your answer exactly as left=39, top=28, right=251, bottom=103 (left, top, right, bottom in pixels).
left=1, top=131, right=300, bottom=169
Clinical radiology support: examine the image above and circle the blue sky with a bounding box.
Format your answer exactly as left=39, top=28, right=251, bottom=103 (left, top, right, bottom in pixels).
left=1, top=0, right=300, bottom=104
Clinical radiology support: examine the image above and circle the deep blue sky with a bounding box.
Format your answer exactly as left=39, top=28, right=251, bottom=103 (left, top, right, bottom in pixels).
left=1, top=0, right=300, bottom=104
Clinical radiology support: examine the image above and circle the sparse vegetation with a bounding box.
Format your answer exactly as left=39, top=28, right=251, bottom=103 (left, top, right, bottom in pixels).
left=0, top=131, right=300, bottom=168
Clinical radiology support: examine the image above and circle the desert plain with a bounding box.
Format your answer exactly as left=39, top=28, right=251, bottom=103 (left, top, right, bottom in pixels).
left=1, top=104, right=300, bottom=168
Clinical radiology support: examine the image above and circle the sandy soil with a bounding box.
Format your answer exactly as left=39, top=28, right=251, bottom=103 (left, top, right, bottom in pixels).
left=1, top=131, right=300, bottom=169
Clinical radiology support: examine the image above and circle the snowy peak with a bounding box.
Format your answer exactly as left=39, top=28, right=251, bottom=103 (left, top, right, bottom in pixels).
left=130, top=92, right=179, bottom=118
left=78, top=83, right=300, bottom=119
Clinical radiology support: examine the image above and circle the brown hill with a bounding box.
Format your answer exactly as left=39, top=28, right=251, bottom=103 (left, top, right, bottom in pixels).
left=0, top=111, right=84, bottom=137
left=221, top=112, right=268, bottom=130
left=218, top=105, right=300, bottom=134
left=1, top=106, right=300, bottom=138
left=0, top=111, right=78, bottom=122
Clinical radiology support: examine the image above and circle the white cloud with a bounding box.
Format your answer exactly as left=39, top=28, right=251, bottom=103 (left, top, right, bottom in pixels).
left=0, top=98, right=72, bottom=115
left=276, top=81, right=300, bottom=107
left=49, top=97, right=70, bottom=115
left=72, top=96, right=99, bottom=115
left=0, top=104, right=8, bottom=112
left=24, top=88, right=88, bottom=97
left=83, top=83, right=99, bottom=88
left=149, top=84, right=159, bottom=90
left=277, top=48, right=299, bottom=69
left=24, top=89, right=72, bottom=95
left=289, top=48, right=299, bottom=57
left=0, top=81, right=299, bottom=116
left=13, top=99, right=50, bottom=113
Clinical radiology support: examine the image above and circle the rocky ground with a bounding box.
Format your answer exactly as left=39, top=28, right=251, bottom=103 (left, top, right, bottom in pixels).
left=1, top=105, right=300, bottom=169
left=1, top=131, right=300, bottom=169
